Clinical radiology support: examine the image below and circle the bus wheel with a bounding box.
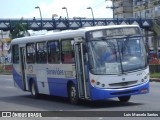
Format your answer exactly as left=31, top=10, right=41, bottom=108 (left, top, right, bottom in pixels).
left=30, top=81, right=39, bottom=99
left=118, top=96, right=131, bottom=102
left=68, top=84, right=79, bottom=104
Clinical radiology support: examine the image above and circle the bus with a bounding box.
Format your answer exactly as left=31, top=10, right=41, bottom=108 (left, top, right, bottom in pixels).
left=11, top=25, right=149, bottom=104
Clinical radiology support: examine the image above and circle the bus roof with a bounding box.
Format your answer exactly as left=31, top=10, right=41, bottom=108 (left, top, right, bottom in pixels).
left=11, top=25, right=139, bottom=45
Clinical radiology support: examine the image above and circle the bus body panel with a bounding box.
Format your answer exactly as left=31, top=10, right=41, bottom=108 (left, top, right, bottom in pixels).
left=12, top=64, right=24, bottom=90
left=23, top=63, right=77, bottom=97
left=47, top=78, right=77, bottom=97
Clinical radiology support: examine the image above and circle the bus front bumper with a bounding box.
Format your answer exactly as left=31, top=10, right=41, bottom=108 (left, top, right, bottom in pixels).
left=90, top=80, right=149, bottom=101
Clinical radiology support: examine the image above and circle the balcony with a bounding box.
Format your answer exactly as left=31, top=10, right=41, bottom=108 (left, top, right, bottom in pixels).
left=148, top=0, right=160, bottom=8
left=116, top=6, right=133, bottom=14
left=116, top=7, right=123, bottom=13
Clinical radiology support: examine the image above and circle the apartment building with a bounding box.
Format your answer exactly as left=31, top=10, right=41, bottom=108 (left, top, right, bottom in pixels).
left=113, top=0, right=160, bottom=60
left=113, top=0, right=133, bottom=18
left=133, top=0, right=160, bottom=18
left=133, top=0, right=160, bottom=58
left=113, top=0, right=160, bottom=18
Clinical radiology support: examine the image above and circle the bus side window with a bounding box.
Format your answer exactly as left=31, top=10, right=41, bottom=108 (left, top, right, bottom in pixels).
left=61, top=39, right=74, bottom=63
left=62, top=51, right=74, bottom=63
left=36, top=42, right=47, bottom=63
left=48, top=41, right=60, bottom=64
left=12, top=44, right=19, bottom=64
left=26, top=43, right=35, bottom=64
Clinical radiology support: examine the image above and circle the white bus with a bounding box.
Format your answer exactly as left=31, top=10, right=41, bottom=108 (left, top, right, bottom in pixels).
left=11, top=25, right=149, bottom=104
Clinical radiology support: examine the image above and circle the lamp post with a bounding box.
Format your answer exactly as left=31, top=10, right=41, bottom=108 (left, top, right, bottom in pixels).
left=35, top=6, right=42, bottom=30
left=87, top=7, right=95, bottom=26
left=87, top=7, right=94, bottom=20
left=62, top=7, right=69, bottom=20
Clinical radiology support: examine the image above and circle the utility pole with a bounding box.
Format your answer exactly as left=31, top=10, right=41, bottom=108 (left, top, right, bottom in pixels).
left=106, top=0, right=118, bottom=19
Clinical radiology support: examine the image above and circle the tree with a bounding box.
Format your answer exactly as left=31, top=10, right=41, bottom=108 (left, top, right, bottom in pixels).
left=10, top=17, right=30, bottom=39
left=8, top=17, right=30, bottom=53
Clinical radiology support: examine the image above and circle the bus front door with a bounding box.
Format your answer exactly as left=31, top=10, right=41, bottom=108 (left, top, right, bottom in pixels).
left=20, top=47, right=27, bottom=91
left=74, top=40, right=90, bottom=100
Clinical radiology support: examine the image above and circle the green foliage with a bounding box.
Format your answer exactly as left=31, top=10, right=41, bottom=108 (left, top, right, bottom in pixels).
left=8, top=17, right=30, bottom=53
left=10, top=17, right=30, bottom=39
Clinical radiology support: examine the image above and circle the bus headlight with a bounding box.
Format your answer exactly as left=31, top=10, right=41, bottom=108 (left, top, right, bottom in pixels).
left=144, top=73, right=149, bottom=79
left=102, top=84, right=105, bottom=87
left=141, top=79, right=144, bottom=82
left=144, top=73, right=149, bottom=80
left=96, top=82, right=100, bottom=85
left=141, top=73, right=149, bottom=83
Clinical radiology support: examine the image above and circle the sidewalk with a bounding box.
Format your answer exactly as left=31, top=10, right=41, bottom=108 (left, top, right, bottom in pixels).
left=150, top=78, right=160, bottom=82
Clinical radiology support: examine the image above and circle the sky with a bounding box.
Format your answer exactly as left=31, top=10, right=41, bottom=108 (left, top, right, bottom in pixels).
left=0, top=0, right=113, bottom=19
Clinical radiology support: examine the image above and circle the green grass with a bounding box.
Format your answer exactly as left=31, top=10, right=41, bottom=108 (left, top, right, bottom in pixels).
left=0, top=65, right=3, bottom=72
left=150, top=72, right=160, bottom=78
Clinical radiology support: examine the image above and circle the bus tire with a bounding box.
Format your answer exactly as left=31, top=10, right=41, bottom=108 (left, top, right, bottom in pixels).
left=68, top=84, right=79, bottom=104
left=118, top=96, right=131, bottom=102
left=30, top=81, right=39, bottom=99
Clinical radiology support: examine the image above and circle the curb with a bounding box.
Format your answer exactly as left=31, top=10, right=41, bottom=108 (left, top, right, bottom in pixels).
left=150, top=78, right=160, bottom=82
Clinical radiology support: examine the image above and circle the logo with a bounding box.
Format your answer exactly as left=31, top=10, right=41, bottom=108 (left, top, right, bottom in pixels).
left=28, top=65, right=33, bottom=73
left=2, top=112, right=11, bottom=117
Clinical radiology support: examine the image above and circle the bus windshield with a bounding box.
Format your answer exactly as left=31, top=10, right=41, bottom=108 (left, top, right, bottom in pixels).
left=87, top=36, right=147, bottom=75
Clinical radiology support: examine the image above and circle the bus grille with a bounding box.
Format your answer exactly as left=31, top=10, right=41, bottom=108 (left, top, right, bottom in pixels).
left=109, top=80, right=138, bottom=87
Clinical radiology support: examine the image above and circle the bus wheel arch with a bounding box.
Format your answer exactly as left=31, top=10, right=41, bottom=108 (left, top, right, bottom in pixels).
left=29, top=79, right=39, bottom=99
left=67, top=81, right=79, bottom=104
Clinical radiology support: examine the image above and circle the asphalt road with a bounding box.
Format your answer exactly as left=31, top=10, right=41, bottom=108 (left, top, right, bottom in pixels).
left=0, top=75, right=159, bottom=120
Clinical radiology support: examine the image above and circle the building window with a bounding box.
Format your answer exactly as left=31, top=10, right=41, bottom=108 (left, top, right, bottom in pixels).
left=12, top=45, right=19, bottom=64
left=36, top=42, right=47, bottom=63
left=145, top=10, right=150, bottom=18
left=61, top=39, right=74, bottom=63
left=148, top=36, right=154, bottom=49
left=48, top=41, right=60, bottom=63
left=135, top=12, right=138, bottom=18
left=26, top=43, right=35, bottom=63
